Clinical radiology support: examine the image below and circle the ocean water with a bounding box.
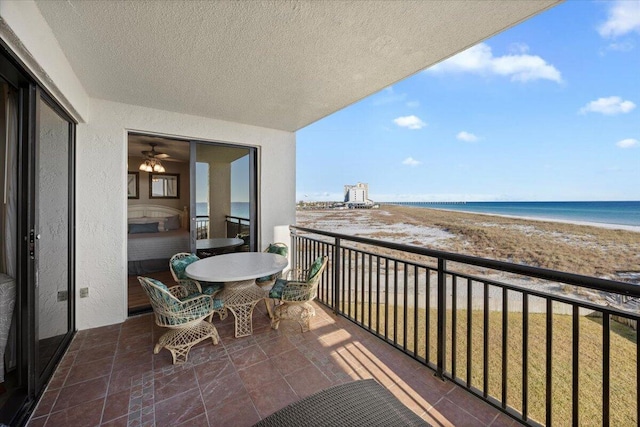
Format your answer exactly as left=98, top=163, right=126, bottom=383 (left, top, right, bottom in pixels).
left=386, top=201, right=640, bottom=227
left=196, top=201, right=250, bottom=219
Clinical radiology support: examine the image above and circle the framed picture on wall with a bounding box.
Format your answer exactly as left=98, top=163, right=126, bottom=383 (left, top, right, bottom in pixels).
left=127, top=172, right=139, bottom=199
left=149, top=173, right=180, bottom=199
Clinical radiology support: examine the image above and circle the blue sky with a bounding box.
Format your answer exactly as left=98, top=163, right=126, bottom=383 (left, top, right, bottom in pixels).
left=296, top=0, right=640, bottom=202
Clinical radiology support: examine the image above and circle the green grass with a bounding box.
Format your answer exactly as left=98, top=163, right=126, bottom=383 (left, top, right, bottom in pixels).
left=340, top=302, right=637, bottom=426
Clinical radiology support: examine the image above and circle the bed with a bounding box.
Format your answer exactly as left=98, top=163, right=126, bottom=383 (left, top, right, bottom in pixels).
left=127, top=205, right=190, bottom=274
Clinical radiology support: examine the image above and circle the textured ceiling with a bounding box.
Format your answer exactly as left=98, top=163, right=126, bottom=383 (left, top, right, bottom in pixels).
left=128, top=133, right=248, bottom=163
left=35, top=0, right=559, bottom=132
left=128, top=134, right=190, bottom=162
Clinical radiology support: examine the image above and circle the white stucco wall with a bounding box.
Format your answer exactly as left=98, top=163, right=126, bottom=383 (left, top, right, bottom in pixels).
left=2, top=1, right=297, bottom=330
left=77, top=98, right=296, bottom=330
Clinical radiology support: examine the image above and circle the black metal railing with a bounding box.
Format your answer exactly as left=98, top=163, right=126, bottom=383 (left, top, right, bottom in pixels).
left=225, top=215, right=249, bottom=239
left=196, top=215, right=209, bottom=239
left=198, top=215, right=250, bottom=240
left=290, top=225, right=640, bottom=426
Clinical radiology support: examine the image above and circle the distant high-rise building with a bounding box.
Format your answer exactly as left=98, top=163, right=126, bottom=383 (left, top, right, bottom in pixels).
left=344, top=183, right=373, bottom=207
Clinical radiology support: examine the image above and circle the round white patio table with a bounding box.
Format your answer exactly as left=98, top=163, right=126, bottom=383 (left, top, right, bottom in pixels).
left=196, top=237, right=244, bottom=257
left=196, top=237, right=244, bottom=251
left=185, top=252, right=288, bottom=337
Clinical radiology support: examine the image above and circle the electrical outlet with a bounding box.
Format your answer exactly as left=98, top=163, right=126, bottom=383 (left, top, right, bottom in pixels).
left=57, top=291, right=68, bottom=301
left=80, top=287, right=89, bottom=298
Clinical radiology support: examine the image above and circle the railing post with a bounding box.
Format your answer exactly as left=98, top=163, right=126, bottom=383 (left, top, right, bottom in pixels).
left=436, top=258, right=446, bottom=379
left=333, top=238, right=341, bottom=314
left=291, top=228, right=297, bottom=273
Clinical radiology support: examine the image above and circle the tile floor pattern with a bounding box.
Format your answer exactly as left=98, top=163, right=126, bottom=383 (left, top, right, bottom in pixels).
left=27, top=301, right=515, bottom=427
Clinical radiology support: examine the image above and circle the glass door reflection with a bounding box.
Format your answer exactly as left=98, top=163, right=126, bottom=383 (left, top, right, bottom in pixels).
left=36, top=96, right=72, bottom=377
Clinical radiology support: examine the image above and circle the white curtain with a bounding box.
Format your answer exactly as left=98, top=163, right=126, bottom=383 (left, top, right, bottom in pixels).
left=167, top=177, right=177, bottom=197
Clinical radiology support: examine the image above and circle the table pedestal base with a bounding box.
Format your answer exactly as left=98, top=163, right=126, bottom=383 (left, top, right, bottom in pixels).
left=154, top=321, right=220, bottom=364
left=219, top=279, right=267, bottom=338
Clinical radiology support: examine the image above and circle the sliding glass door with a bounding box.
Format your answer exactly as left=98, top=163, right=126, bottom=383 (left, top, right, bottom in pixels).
left=33, top=92, right=75, bottom=388
left=0, top=49, right=75, bottom=425
left=190, top=141, right=257, bottom=252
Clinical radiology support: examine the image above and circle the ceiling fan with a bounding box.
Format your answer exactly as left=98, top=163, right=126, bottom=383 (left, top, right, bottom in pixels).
left=139, top=143, right=169, bottom=172
left=141, top=143, right=171, bottom=160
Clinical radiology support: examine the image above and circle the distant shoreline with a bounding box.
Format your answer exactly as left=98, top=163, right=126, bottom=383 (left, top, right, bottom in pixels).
left=296, top=205, right=640, bottom=281
left=381, top=200, right=640, bottom=228
left=417, top=206, right=640, bottom=233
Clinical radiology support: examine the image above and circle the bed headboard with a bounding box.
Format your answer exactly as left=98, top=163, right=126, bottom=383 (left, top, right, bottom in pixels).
left=127, top=205, right=189, bottom=229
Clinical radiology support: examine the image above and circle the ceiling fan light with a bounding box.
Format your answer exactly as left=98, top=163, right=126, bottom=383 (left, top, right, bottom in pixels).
left=158, top=165, right=166, bottom=173
left=153, top=162, right=163, bottom=172
left=145, top=164, right=153, bottom=172
left=138, top=162, right=146, bottom=171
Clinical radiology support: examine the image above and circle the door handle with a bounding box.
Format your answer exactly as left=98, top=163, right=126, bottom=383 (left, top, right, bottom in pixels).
left=29, top=230, right=35, bottom=259
left=29, top=230, right=40, bottom=259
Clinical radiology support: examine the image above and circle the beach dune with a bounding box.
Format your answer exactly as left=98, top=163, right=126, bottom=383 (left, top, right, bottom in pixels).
left=295, top=205, right=640, bottom=311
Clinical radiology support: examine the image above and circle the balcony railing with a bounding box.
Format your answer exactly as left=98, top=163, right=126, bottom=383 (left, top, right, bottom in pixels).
left=225, top=215, right=249, bottom=238
left=196, top=215, right=209, bottom=239
left=290, top=225, right=640, bottom=426
left=196, top=215, right=250, bottom=240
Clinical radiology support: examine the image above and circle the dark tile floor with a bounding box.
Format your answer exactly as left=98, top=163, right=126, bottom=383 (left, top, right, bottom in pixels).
left=26, top=301, right=511, bottom=427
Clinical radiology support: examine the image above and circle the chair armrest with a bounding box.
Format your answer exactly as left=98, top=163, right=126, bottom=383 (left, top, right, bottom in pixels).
left=167, top=293, right=217, bottom=322
left=279, top=281, right=316, bottom=302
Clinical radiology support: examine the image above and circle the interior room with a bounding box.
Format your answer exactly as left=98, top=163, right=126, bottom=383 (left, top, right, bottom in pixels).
left=126, top=134, right=254, bottom=314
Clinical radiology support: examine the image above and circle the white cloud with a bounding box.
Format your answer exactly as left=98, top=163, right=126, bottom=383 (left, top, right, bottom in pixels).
left=579, top=96, right=636, bottom=115
left=426, top=43, right=562, bottom=83
left=616, top=138, right=639, bottom=148
left=402, top=157, right=421, bottom=166
left=406, top=100, right=420, bottom=108
left=598, top=1, right=640, bottom=38
left=393, top=115, right=426, bottom=130
left=456, top=131, right=479, bottom=142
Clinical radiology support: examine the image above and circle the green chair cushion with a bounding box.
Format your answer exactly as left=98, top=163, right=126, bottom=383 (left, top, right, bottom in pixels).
left=266, top=244, right=288, bottom=257
left=146, top=278, right=176, bottom=306
left=171, top=254, right=200, bottom=280
left=256, top=274, right=276, bottom=284
left=258, top=244, right=288, bottom=283
left=147, top=277, right=169, bottom=291
left=269, top=278, right=288, bottom=299
left=306, top=256, right=325, bottom=281
left=211, top=297, right=224, bottom=311
left=201, top=282, right=224, bottom=295
left=179, top=292, right=205, bottom=303
left=179, top=292, right=224, bottom=310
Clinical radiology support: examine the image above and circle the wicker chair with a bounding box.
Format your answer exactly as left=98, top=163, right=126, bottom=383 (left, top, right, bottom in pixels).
left=169, top=252, right=227, bottom=320
left=137, top=276, right=223, bottom=364
left=268, top=256, right=328, bottom=332
left=255, top=243, right=289, bottom=288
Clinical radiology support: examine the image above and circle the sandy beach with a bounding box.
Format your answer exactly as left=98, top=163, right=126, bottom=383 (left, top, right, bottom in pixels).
left=297, top=206, right=640, bottom=314
left=295, top=205, right=640, bottom=312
